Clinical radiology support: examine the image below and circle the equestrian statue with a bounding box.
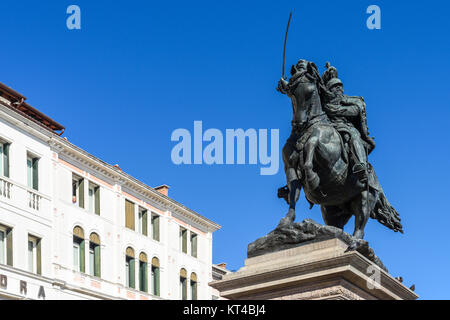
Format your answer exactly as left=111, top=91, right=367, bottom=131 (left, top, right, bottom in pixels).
left=276, top=59, right=402, bottom=251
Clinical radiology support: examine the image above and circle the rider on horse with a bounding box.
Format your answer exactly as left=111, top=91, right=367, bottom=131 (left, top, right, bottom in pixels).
left=320, top=63, right=376, bottom=186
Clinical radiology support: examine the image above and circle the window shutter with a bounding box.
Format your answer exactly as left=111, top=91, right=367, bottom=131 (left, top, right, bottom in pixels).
left=181, top=278, right=187, bottom=300
left=80, top=240, right=85, bottom=273
left=32, top=158, right=39, bottom=191
left=79, top=179, right=84, bottom=209
left=6, top=229, right=13, bottom=266
left=129, top=258, right=135, bottom=288
left=153, top=215, right=160, bottom=241
left=191, top=234, right=197, bottom=258
left=36, top=239, right=42, bottom=275
left=191, top=275, right=198, bottom=300
left=142, top=211, right=148, bottom=236
left=182, top=230, right=187, bottom=253
left=125, top=200, right=135, bottom=230
left=94, top=187, right=100, bottom=215
left=3, top=143, right=9, bottom=178
left=94, top=245, right=101, bottom=277
left=140, top=261, right=148, bottom=292
left=154, top=266, right=160, bottom=296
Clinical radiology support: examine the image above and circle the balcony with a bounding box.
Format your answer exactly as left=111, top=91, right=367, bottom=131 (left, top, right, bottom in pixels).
left=0, top=175, right=49, bottom=215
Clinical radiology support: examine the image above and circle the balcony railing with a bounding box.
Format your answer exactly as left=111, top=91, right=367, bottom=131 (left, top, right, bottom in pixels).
left=0, top=177, right=12, bottom=199
left=28, top=190, right=41, bottom=210
left=0, top=176, right=49, bottom=215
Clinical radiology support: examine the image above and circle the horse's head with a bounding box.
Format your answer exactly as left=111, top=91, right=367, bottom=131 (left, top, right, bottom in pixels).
left=290, top=59, right=308, bottom=76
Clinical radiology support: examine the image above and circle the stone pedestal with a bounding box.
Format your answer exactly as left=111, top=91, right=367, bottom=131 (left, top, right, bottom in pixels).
left=209, top=239, right=418, bottom=300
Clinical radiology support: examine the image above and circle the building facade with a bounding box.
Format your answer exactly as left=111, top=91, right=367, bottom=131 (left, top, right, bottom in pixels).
left=0, top=82, right=221, bottom=300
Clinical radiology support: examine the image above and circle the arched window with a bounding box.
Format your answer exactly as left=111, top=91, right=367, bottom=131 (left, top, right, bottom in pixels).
left=180, top=268, right=187, bottom=300
left=125, top=247, right=135, bottom=288
left=139, top=252, right=148, bottom=293
left=89, top=233, right=101, bottom=278
left=73, top=226, right=85, bottom=273
left=151, top=257, right=160, bottom=296
left=190, top=272, right=198, bottom=300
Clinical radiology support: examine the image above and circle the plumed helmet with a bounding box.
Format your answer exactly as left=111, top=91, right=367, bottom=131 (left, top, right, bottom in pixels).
left=322, top=61, right=339, bottom=85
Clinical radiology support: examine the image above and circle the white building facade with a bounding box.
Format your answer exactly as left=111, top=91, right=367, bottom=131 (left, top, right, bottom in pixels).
left=0, top=82, right=221, bottom=300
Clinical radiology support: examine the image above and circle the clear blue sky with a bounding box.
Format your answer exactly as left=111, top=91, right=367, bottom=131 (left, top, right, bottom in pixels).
left=1, top=0, right=449, bottom=299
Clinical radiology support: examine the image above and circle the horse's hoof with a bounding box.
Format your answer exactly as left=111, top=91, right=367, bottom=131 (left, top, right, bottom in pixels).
left=345, top=240, right=362, bottom=252
left=276, top=216, right=293, bottom=229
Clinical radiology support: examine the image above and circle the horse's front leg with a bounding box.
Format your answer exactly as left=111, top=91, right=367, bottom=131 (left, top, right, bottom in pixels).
left=277, top=168, right=301, bottom=228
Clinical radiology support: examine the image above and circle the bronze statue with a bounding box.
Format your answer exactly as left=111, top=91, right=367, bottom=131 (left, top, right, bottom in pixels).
left=276, top=59, right=402, bottom=251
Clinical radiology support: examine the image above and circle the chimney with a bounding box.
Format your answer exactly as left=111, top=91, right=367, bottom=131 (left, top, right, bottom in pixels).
left=155, top=184, right=170, bottom=196
left=217, top=263, right=227, bottom=269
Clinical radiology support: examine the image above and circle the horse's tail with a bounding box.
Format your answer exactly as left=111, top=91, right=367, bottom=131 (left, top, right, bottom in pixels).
left=371, top=191, right=403, bottom=233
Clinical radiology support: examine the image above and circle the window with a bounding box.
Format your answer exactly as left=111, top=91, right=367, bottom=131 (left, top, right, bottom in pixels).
left=151, top=213, right=160, bottom=241
left=138, top=208, right=148, bottom=236
left=190, top=273, right=198, bottom=300
left=0, top=228, right=5, bottom=265
left=27, top=235, right=41, bottom=275
left=0, top=225, right=12, bottom=266
left=88, top=183, right=100, bottom=215
left=180, top=268, right=187, bottom=300
left=151, top=257, right=160, bottom=296
left=125, top=200, right=135, bottom=230
left=180, top=227, right=187, bottom=254
left=27, top=155, right=39, bottom=191
left=72, top=175, right=84, bottom=208
left=125, top=247, right=135, bottom=288
left=0, top=142, right=10, bottom=177
left=139, top=253, right=148, bottom=292
left=73, top=226, right=85, bottom=273
left=89, top=233, right=101, bottom=277
left=190, top=232, right=198, bottom=258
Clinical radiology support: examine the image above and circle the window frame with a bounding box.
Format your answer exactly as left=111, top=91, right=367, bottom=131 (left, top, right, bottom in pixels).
left=125, top=200, right=135, bottom=231
left=180, top=275, right=187, bottom=300
left=151, top=213, right=160, bottom=242
left=73, top=235, right=85, bottom=273
left=190, top=277, right=198, bottom=300
left=0, top=226, right=6, bottom=265
left=26, top=154, right=39, bottom=191
left=88, top=182, right=100, bottom=215
left=72, top=174, right=85, bottom=208
left=180, top=227, right=187, bottom=254
left=0, top=143, right=4, bottom=177
left=138, top=207, right=148, bottom=236
left=89, top=233, right=101, bottom=278
left=190, top=232, right=198, bottom=258
left=27, top=237, right=37, bottom=273
left=73, top=241, right=80, bottom=271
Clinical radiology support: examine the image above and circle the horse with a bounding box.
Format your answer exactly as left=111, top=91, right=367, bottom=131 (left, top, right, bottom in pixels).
left=277, top=60, right=402, bottom=250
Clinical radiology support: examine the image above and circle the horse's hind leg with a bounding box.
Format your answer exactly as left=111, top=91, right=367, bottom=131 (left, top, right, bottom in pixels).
left=304, top=135, right=320, bottom=190
left=321, top=205, right=352, bottom=230
left=346, top=189, right=377, bottom=251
